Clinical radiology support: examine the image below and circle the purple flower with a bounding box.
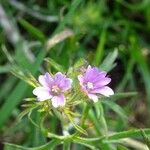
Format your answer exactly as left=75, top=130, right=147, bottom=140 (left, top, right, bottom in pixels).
left=78, top=65, right=114, bottom=102
left=33, top=72, right=72, bottom=108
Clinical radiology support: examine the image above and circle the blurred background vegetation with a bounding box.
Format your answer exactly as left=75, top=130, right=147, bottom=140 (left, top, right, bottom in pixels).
left=0, top=0, right=150, bottom=149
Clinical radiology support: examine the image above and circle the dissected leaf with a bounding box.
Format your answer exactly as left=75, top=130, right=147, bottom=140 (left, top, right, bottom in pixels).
left=141, top=130, right=150, bottom=149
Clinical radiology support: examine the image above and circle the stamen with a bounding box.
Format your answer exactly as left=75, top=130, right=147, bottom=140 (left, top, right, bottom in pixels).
left=52, top=85, right=60, bottom=94
left=87, top=82, right=94, bottom=89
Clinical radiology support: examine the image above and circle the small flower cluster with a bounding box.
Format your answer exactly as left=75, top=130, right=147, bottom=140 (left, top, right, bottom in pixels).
left=33, top=65, right=114, bottom=108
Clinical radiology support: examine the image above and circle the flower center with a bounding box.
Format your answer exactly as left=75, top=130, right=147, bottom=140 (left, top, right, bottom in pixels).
left=51, top=85, right=61, bottom=95
left=87, top=82, right=94, bottom=89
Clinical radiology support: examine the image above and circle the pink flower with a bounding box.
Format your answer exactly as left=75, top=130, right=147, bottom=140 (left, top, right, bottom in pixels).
left=33, top=72, right=72, bottom=108
left=78, top=65, right=114, bottom=102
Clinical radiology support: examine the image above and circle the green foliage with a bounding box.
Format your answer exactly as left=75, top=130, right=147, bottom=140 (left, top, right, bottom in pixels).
left=141, top=130, right=150, bottom=149
left=19, top=19, right=46, bottom=43
left=0, top=0, right=150, bottom=149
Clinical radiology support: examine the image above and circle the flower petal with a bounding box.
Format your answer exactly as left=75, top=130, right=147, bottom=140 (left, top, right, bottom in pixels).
left=38, top=72, right=53, bottom=87
left=60, top=78, right=72, bottom=91
left=91, top=72, right=107, bottom=83
left=33, top=87, right=52, bottom=101
left=91, top=86, right=114, bottom=97
left=94, top=77, right=111, bottom=87
left=84, top=66, right=106, bottom=82
left=54, top=72, right=72, bottom=91
left=51, top=94, right=65, bottom=108
left=84, top=66, right=98, bottom=81
left=87, top=93, right=98, bottom=102
left=54, top=72, right=65, bottom=82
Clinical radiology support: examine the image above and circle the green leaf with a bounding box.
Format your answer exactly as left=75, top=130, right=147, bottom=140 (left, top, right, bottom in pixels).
left=4, top=139, right=61, bottom=150
left=28, top=110, right=39, bottom=128
left=0, top=76, right=17, bottom=101
left=73, top=122, right=88, bottom=136
left=18, top=102, right=38, bottom=121
left=110, top=92, right=137, bottom=101
left=106, top=128, right=150, bottom=142
left=99, top=92, right=137, bottom=103
left=63, top=141, right=71, bottom=150
left=9, top=0, right=58, bottom=22
left=116, top=59, right=135, bottom=92
left=116, top=0, right=150, bottom=11
left=141, top=130, right=150, bottom=149
left=94, top=102, right=108, bottom=135
left=44, top=58, right=65, bottom=72
left=74, top=128, right=150, bottom=145
left=11, top=66, right=39, bottom=87
left=94, top=28, right=107, bottom=65
left=0, top=81, right=28, bottom=128
left=88, top=108, right=113, bottom=150
left=0, top=64, right=11, bottom=73
left=73, top=137, right=97, bottom=150
left=117, top=145, right=129, bottom=150
left=54, top=0, right=82, bottom=33
left=67, top=113, right=87, bottom=135
left=129, top=35, right=150, bottom=106
left=89, top=109, right=103, bottom=135
left=100, top=49, right=118, bottom=72
left=4, top=143, right=25, bottom=150
left=19, top=19, right=46, bottom=42
left=101, top=100, right=128, bottom=122
left=18, top=107, right=31, bottom=121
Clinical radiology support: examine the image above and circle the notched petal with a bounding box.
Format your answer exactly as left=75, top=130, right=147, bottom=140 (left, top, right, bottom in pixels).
left=33, top=87, right=52, bottom=101
left=88, top=93, right=98, bottom=102
left=38, top=72, right=53, bottom=87
left=91, top=86, right=114, bottom=97
left=51, top=94, right=65, bottom=108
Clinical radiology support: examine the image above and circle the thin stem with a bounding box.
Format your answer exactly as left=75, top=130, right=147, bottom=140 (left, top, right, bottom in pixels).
left=47, top=132, right=76, bottom=140
left=80, top=103, right=90, bottom=127
left=63, top=141, right=71, bottom=150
